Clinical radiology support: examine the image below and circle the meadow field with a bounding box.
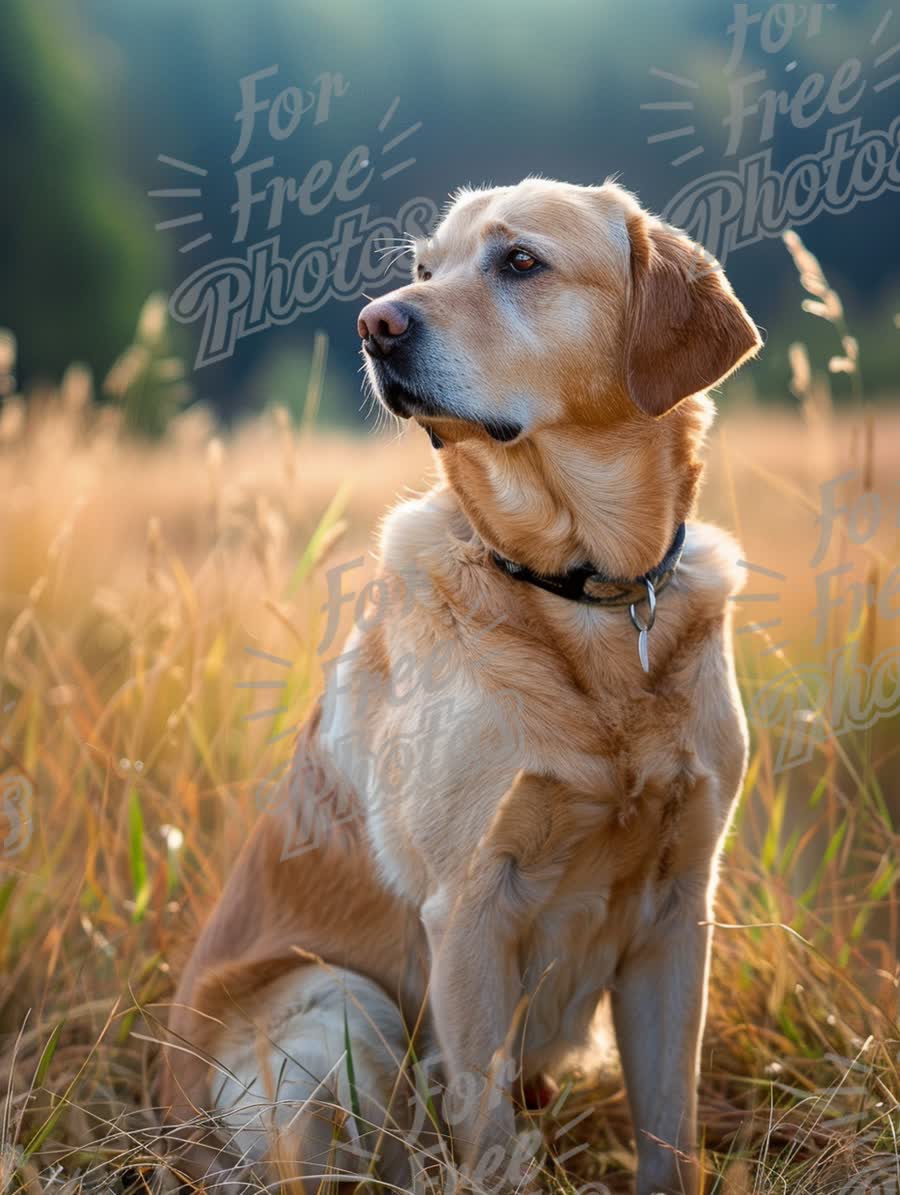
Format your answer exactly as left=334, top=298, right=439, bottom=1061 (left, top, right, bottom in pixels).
left=0, top=279, right=898, bottom=1193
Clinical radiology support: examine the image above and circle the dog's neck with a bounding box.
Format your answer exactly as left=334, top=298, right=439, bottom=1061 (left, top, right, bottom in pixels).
left=437, top=395, right=713, bottom=580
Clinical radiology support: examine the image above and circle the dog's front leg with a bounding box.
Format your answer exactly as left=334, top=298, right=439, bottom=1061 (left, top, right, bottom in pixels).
left=421, top=880, right=529, bottom=1188
left=611, top=888, right=711, bottom=1195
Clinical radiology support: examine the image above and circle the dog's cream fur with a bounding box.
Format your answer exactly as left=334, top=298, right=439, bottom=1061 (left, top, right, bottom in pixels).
left=161, top=178, right=761, bottom=1195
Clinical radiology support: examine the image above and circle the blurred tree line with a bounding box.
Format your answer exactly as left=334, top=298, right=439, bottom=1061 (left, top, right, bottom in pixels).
left=1, top=0, right=897, bottom=425
left=0, top=1, right=158, bottom=388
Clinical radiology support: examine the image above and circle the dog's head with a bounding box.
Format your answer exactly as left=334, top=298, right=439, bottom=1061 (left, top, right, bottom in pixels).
left=359, top=178, right=760, bottom=445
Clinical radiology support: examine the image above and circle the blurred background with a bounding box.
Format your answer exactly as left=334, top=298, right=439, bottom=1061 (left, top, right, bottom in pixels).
left=2, top=0, right=898, bottom=424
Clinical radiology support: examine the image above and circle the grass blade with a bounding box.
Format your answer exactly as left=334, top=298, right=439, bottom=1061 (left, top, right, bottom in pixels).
left=127, top=787, right=151, bottom=923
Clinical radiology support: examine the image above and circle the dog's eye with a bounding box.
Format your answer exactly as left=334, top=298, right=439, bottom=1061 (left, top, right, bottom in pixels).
left=506, top=248, right=540, bottom=274
left=417, top=265, right=432, bottom=281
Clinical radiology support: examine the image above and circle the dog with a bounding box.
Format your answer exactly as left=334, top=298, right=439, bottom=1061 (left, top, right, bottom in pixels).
left=160, top=177, right=761, bottom=1195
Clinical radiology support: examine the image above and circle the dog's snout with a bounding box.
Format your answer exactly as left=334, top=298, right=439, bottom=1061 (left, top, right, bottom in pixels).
left=358, top=299, right=414, bottom=357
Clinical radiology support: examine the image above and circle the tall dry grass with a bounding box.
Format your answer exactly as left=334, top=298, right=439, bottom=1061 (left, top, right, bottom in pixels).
left=0, top=253, right=898, bottom=1193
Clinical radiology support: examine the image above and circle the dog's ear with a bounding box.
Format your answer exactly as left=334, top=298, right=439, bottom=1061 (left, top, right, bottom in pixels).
left=624, top=212, right=761, bottom=418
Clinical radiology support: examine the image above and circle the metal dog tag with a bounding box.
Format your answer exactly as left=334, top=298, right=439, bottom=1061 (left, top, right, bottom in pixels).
left=629, top=578, right=657, bottom=675
left=637, top=627, right=650, bottom=673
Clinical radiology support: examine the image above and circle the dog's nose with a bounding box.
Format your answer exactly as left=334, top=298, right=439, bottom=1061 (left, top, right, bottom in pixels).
left=358, top=299, right=412, bottom=356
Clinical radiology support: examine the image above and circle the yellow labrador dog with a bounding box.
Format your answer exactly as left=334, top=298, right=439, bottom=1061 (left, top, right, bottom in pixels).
left=161, top=178, right=760, bottom=1195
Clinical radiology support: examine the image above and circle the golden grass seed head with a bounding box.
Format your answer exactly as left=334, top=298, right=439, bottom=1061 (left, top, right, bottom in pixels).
left=789, top=342, right=812, bottom=399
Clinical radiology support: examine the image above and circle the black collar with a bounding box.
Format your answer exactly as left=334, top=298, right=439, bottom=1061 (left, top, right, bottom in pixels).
left=491, top=522, right=686, bottom=608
